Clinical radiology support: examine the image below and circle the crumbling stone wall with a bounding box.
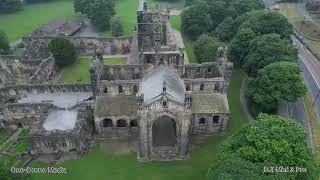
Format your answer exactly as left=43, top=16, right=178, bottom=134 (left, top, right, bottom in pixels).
left=23, top=36, right=132, bottom=59
left=0, top=84, right=92, bottom=97
left=28, top=105, right=93, bottom=154
left=191, top=113, right=228, bottom=134
left=0, top=103, right=57, bottom=130
left=96, top=80, right=140, bottom=96
left=29, top=56, right=56, bottom=83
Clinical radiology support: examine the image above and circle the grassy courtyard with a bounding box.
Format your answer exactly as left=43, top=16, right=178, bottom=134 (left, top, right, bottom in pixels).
left=33, top=69, right=248, bottom=180
left=58, top=57, right=127, bottom=83
left=0, top=0, right=75, bottom=42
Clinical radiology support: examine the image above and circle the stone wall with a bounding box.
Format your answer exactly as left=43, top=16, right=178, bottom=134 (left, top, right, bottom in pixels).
left=0, top=103, right=57, bottom=130
left=29, top=56, right=56, bottom=84
left=23, top=36, right=132, bottom=59
left=96, top=80, right=140, bottom=96
left=191, top=113, right=228, bottom=134
left=28, top=105, right=94, bottom=154
left=0, top=84, right=92, bottom=97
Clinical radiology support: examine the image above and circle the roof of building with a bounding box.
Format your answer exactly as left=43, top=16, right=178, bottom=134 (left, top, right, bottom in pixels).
left=34, top=18, right=67, bottom=35
left=94, top=95, right=137, bottom=116
left=32, top=17, right=81, bottom=36
left=191, top=93, right=230, bottom=114
left=140, top=65, right=185, bottom=104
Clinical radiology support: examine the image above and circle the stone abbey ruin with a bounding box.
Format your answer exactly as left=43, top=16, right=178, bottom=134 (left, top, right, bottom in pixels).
left=0, top=1, right=233, bottom=161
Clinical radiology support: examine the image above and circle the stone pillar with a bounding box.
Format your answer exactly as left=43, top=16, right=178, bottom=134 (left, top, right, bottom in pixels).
left=178, top=112, right=191, bottom=159
left=138, top=113, right=149, bottom=161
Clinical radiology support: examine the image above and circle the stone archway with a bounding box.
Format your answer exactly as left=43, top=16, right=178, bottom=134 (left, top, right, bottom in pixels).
left=152, top=115, right=177, bottom=147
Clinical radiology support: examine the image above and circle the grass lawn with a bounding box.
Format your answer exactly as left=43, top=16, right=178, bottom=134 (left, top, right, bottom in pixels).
left=58, top=57, right=127, bottom=83
left=10, top=139, right=28, bottom=154
left=103, top=0, right=139, bottom=37
left=304, top=94, right=320, bottom=162
left=0, top=156, right=17, bottom=168
left=147, top=0, right=185, bottom=9
left=169, top=15, right=197, bottom=63
left=0, top=0, right=75, bottom=42
left=33, top=69, right=248, bottom=180
left=0, top=129, right=9, bottom=142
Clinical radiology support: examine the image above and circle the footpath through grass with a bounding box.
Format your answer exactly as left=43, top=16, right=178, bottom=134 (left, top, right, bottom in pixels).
left=0, top=0, right=75, bottom=42
left=58, top=57, right=127, bottom=83
left=33, top=69, right=248, bottom=180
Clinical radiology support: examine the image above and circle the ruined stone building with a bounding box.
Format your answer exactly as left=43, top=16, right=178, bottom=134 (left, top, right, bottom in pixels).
left=0, top=1, right=232, bottom=161
left=90, top=1, right=233, bottom=161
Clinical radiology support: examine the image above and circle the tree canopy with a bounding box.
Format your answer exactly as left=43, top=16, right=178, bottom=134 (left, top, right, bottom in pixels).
left=247, top=61, right=307, bottom=113
left=181, top=2, right=212, bottom=39
left=0, top=30, right=9, bottom=54
left=110, top=16, right=123, bottom=37
left=240, top=10, right=293, bottom=39
left=228, top=28, right=256, bottom=66
left=243, top=33, right=297, bottom=77
left=48, top=37, right=78, bottom=68
left=211, top=113, right=319, bottom=180
left=0, top=0, right=23, bottom=14
left=194, top=34, right=223, bottom=63
left=74, top=0, right=115, bottom=30
left=228, top=0, right=264, bottom=17
left=214, top=17, right=235, bottom=42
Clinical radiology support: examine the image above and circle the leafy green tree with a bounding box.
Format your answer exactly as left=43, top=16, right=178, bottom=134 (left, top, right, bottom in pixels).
left=204, top=0, right=228, bottom=30
left=228, top=0, right=264, bottom=17
left=25, top=0, right=55, bottom=3
left=228, top=28, right=256, bottom=66
left=185, top=0, right=198, bottom=6
left=0, top=0, right=23, bottom=14
left=181, top=2, right=212, bottom=39
left=48, top=37, right=78, bottom=67
left=194, top=34, right=223, bottom=63
left=0, top=30, right=9, bottom=54
left=74, top=0, right=115, bottom=30
left=240, top=11, right=293, bottom=39
left=247, top=62, right=307, bottom=113
left=110, top=17, right=123, bottom=37
left=214, top=17, right=235, bottom=42
left=216, top=113, right=319, bottom=180
left=243, top=33, right=297, bottom=77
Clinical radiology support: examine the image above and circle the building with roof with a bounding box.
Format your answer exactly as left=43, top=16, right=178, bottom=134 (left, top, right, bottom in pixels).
left=90, top=1, right=233, bottom=161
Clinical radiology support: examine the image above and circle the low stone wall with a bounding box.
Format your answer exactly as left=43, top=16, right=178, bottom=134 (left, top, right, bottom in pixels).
left=29, top=56, right=56, bottom=84
left=23, top=36, right=132, bottom=59
left=0, top=83, right=92, bottom=97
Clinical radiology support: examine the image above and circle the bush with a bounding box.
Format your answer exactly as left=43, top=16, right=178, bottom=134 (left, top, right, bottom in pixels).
left=194, top=34, right=223, bottom=63
left=110, top=17, right=123, bottom=37
left=48, top=37, right=77, bottom=67
left=0, top=31, right=9, bottom=54
left=0, top=0, right=23, bottom=14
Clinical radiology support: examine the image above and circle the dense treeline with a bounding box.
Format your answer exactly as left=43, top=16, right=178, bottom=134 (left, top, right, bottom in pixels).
left=181, top=0, right=306, bottom=115
left=0, top=0, right=23, bottom=14
left=74, top=0, right=115, bottom=30
left=180, top=0, right=318, bottom=178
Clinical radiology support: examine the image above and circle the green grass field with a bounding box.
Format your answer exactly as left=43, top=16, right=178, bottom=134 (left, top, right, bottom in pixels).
left=58, top=57, right=127, bottom=83
left=103, top=0, right=139, bottom=37
left=169, top=15, right=197, bottom=63
left=0, top=129, right=9, bottom=142
left=0, top=0, right=75, bottom=42
left=33, top=69, right=248, bottom=180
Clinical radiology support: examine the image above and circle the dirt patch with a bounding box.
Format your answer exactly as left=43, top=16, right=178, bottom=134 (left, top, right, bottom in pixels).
left=296, top=20, right=320, bottom=39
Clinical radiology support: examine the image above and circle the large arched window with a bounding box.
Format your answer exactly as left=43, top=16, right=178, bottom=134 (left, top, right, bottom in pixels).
left=134, top=85, right=138, bottom=93
left=212, top=116, right=219, bottom=124
left=103, top=87, right=108, bottom=94
left=118, top=85, right=123, bottom=93
left=186, top=84, right=190, bottom=91
left=117, top=119, right=127, bottom=127
left=130, top=119, right=138, bottom=127
left=199, top=117, right=206, bottom=124
left=102, top=119, right=113, bottom=127
left=200, top=84, right=204, bottom=91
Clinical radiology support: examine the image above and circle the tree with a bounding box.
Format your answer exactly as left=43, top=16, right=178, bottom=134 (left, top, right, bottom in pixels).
left=228, top=0, right=264, bottom=17
left=247, top=62, right=307, bottom=113
left=228, top=28, right=256, bottom=66
left=194, top=34, right=223, bottom=63
left=181, top=2, right=212, bottom=39
left=240, top=10, right=293, bottom=39
left=185, top=0, right=198, bottom=6
left=48, top=37, right=78, bottom=67
left=243, top=33, right=297, bottom=77
left=204, top=0, right=228, bottom=30
left=0, top=31, right=9, bottom=54
left=0, top=0, right=23, bottom=14
left=215, top=113, right=319, bottom=180
left=74, top=0, right=115, bottom=30
left=110, top=17, right=123, bottom=37
left=214, top=17, right=235, bottom=42
left=25, top=0, right=55, bottom=3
